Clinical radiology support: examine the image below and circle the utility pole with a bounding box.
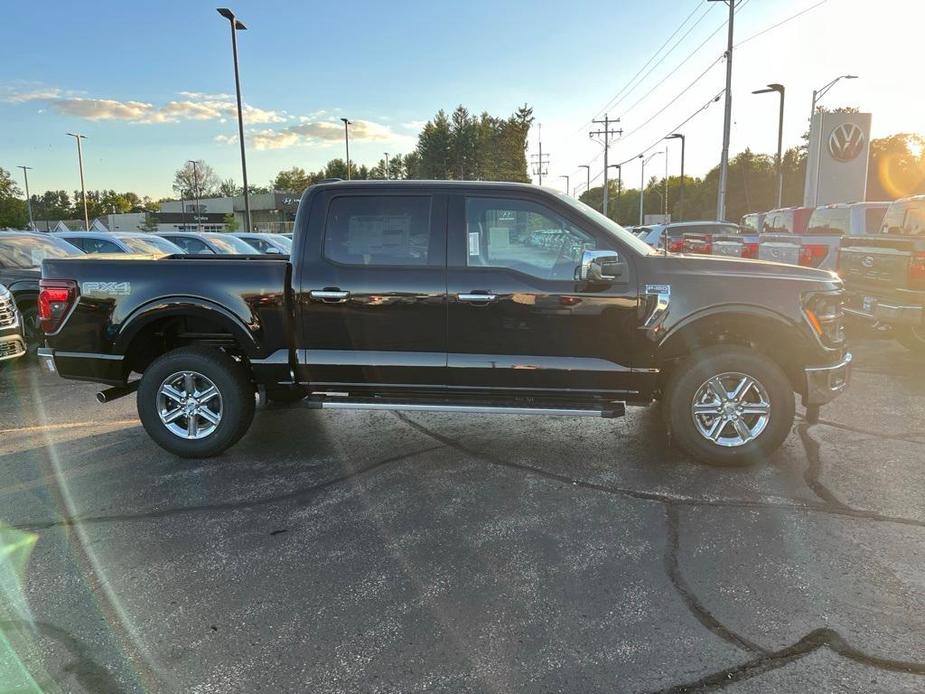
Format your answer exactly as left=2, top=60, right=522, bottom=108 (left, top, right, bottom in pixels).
left=590, top=114, right=622, bottom=217
left=17, top=165, right=33, bottom=230
left=530, top=124, right=550, bottom=185
left=66, top=133, right=89, bottom=231
left=187, top=160, right=202, bottom=232
left=709, top=0, right=736, bottom=221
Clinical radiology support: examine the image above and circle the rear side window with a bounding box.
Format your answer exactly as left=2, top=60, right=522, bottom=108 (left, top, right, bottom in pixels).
left=80, top=238, right=124, bottom=254
left=807, top=207, right=850, bottom=235
left=903, top=204, right=925, bottom=236
left=324, top=196, right=433, bottom=266
left=168, top=237, right=213, bottom=254
left=864, top=207, right=887, bottom=234
left=765, top=212, right=794, bottom=233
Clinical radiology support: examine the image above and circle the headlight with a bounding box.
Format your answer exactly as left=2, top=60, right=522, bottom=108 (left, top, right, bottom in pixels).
left=0, top=284, right=10, bottom=300
left=803, top=291, right=845, bottom=347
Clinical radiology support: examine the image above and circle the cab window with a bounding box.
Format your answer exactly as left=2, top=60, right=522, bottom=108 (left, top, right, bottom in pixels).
left=324, top=195, right=434, bottom=266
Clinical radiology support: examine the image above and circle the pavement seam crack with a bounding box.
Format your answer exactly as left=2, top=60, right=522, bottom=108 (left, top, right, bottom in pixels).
left=663, top=505, right=768, bottom=656
left=797, top=422, right=850, bottom=510
left=651, top=628, right=925, bottom=692
left=12, top=444, right=445, bottom=531
left=812, top=417, right=925, bottom=446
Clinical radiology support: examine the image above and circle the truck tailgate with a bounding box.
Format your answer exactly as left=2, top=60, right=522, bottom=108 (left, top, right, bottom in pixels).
left=839, top=237, right=915, bottom=291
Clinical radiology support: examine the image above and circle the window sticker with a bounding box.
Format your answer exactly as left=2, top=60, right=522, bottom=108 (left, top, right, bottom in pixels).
left=468, top=232, right=480, bottom=256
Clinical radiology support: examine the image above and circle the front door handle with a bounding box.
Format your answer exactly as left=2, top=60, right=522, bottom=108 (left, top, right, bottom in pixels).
left=310, top=289, right=350, bottom=303
left=458, top=292, right=497, bottom=304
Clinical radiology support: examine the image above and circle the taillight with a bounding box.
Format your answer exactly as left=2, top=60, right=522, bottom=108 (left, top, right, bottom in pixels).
left=38, top=279, right=78, bottom=334
left=799, top=244, right=828, bottom=268
left=909, top=251, right=925, bottom=290
left=742, top=242, right=759, bottom=259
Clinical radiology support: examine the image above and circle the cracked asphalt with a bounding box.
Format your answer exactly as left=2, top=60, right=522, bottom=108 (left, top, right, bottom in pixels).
left=0, top=335, right=922, bottom=693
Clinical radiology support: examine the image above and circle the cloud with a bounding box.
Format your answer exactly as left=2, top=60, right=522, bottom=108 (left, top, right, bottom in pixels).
left=4, top=84, right=287, bottom=125
left=402, top=120, right=428, bottom=131
left=216, top=119, right=409, bottom=150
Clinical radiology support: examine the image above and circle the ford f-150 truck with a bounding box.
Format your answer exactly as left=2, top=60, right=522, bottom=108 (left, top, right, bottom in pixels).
left=839, top=194, right=925, bottom=353
left=38, top=181, right=851, bottom=466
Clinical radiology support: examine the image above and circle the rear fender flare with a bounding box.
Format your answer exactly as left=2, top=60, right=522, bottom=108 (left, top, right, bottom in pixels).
left=114, top=297, right=261, bottom=357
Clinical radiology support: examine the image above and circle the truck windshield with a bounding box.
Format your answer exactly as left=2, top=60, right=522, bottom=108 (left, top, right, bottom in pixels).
left=0, top=234, right=83, bottom=268
left=807, top=207, right=850, bottom=235
left=555, top=194, right=656, bottom=256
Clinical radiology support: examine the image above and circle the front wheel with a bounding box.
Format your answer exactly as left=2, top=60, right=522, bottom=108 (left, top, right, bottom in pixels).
left=896, top=324, right=925, bottom=354
left=137, top=347, right=255, bottom=458
left=663, top=346, right=794, bottom=467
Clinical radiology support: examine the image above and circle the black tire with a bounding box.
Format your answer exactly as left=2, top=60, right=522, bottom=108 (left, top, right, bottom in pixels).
left=20, top=305, right=40, bottom=357
left=663, top=345, right=794, bottom=467
left=137, top=347, right=255, bottom=458
left=896, top=325, right=925, bottom=354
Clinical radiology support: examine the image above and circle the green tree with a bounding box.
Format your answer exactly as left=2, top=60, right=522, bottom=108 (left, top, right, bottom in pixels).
left=138, top=213, right=160, bottom=232
left=0, top=167, right=27, bottom=228
left=173, top=160, right=221, bottom=199
left=219, top=178, right=239, bottom=197
left=272, top=166, right=313, bottom=193
left=222, top=213, right=239, bottom=231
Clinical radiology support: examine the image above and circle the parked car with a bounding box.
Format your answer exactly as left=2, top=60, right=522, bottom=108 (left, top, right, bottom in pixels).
left=0, top=231, right=83, bottom=352
left=741, top=212, right=766, bottom=235
left=0, top=283, right=26, bottom=368
left=39, top=180, right=850, bottom=466
left=233, top=232, right=292, bottom=255
left=55, top=231, right=185, bottom=255
left=758, top=206, right=825, bottom=269
left=807, top=202, right=891, bottom=237
left=155, top=232, right=259, bottom=255
left=678, top=221, right=755, bottom=258
left=839, top=194, right=925, bottom=352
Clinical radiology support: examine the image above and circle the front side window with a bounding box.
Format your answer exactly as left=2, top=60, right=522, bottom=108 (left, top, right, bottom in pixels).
left=324, top=196, right=433, bottom=266
left=465, top=197, right=597, bottom=281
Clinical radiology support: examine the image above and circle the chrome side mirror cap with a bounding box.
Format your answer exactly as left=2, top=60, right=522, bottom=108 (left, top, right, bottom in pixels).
left=579, top=249, right=623, bottom=282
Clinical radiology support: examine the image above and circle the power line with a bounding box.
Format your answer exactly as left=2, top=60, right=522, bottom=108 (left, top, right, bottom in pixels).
left=575, top=1, right=706, bottom=134
left=735, top=0, right=828, bottom=47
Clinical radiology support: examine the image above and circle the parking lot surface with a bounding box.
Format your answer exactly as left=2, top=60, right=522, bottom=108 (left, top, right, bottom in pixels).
left=0, top=336, right=923, bottom=693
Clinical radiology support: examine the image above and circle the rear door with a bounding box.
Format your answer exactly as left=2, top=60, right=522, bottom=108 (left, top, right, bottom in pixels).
left=445, top=190, right=640, bottom=399
left=296, top=189, right=448, bottom=391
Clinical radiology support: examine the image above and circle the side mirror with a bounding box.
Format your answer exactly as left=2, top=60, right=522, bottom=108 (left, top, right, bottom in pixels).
left=579, top=249, right=623, bottom=282
left=265, top=247, right=282, bottom=254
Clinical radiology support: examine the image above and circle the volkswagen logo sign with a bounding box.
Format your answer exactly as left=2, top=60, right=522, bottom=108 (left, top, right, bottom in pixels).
left=862, top=255, right=875, bottom=269
left=828, top=123, right=866, bottom=162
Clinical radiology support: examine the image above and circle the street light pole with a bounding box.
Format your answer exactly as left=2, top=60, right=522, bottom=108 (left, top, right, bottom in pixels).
left=665, top=133, right=685, bottom=221
left=66, top=133, right=89, bottom=231
left=17, top=165, right=33, bottom=230
left=384, top=152, right=390, bottom=180
left=752, top=84, right=785, bottom=208
left=809, top=74, right=858, bottom=206
left=559, top=175, right=570, bottom=196
left=217, top=8, right=251, bottom=231
left=578, top=165, right=590, bottom=200
left=607, top=164, right=622, bottom=222
left=639, top=151, right=663, bottom=226
left=187, top=160, right=202, bottom=232
left=708, top=0, right=736, bottom=221
left=341, top=118, right=352, bottom=180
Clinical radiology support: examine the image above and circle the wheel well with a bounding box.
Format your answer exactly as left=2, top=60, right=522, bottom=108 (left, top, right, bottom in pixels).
left=656, top=313, right=806, bottom=396
left=123, top=315, right=244, bottom=376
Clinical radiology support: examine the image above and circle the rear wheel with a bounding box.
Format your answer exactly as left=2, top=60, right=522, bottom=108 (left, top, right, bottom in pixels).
left=664, top=346, right=794, bottom=467
left=137, top=347, right=255, bottom=458
left=20, top=305, right=40, bottom=357
left=896, top=324, right=925, bottom=354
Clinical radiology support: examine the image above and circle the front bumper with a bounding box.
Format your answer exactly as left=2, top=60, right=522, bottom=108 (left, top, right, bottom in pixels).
left=0, top=335, right=26, bottom=362
left=803, top=352, right=852, bottom=407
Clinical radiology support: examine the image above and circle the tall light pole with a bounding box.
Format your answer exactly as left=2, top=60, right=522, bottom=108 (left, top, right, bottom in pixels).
left=559, top=175, right=570, bottom=196
left=578, top=165, right=590, bottom=200
left=809, top=74, right=858, bottom=206
left=341, top=118, right=352, bottom=180
left=665, top=133, right=685, bottom=221
left=708, top=0, right=736, bottom=221
left=187, top=160, right=202, bottom=232
left=384, top=152, right=390, bottom=180
left=752, top=84, right=785, bottom=208
left=639, top=151, right=663, bottom=226
left=17, top=165, right=33, bottom=230
left=66, top=133, right=89, bottom=231
left=217, top=8, right=251, bottom=231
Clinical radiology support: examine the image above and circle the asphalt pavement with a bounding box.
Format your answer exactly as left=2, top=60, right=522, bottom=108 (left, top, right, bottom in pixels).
left=0, top=336, right=923, bottom=693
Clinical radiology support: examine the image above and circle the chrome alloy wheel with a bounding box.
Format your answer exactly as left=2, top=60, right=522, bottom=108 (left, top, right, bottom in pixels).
left=691, top=372, right=771, bottom=448
left=156, top=371, right=223, bottom=440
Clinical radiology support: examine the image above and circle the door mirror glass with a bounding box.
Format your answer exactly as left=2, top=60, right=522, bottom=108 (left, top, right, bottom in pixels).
left=579, top=249, right=623, bottom=282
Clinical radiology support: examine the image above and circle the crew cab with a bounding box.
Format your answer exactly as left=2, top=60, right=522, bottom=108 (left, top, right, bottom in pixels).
left=38, top=181, right=851, bottom=466
left=839, top=194, right=925, bottom=352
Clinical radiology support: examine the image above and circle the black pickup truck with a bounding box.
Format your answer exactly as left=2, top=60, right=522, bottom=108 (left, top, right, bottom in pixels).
left=840, top=195, right=925, bottom=353
left=39, top=181, right=851, bottom=465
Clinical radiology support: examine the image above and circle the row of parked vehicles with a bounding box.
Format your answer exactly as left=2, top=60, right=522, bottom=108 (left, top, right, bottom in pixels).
left=630, top=194, right=925, bottom=353
left=0, top=230, right=294, bottom=368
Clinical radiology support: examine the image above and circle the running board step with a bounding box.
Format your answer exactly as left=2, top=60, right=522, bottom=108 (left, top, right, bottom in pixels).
left=307, top=399, right=626, bottom=418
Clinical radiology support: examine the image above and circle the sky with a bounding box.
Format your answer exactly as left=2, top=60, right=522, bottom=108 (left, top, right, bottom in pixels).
left=0, top=0, right=922, bottom=200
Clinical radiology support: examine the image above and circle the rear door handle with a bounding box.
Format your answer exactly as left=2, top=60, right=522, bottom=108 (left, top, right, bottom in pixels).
left=458, top=292, right=497, bottom=304
left=310, top=289, right=350, bottom=303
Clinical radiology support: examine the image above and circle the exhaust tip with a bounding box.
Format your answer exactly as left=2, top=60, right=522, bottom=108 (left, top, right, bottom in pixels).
left=95, top=391, right=108, bottom=404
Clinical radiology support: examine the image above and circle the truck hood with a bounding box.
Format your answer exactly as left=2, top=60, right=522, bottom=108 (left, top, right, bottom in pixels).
left=652, top=252, right=840, bottom=285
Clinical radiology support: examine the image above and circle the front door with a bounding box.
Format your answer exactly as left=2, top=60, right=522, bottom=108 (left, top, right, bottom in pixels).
left=296, top=189, right=447, bottom=392
left=446, top=192, right=640, bottom=400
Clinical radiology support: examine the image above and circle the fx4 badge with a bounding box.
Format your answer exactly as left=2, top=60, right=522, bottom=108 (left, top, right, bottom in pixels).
left=82, top=281, right=131, bottom=297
